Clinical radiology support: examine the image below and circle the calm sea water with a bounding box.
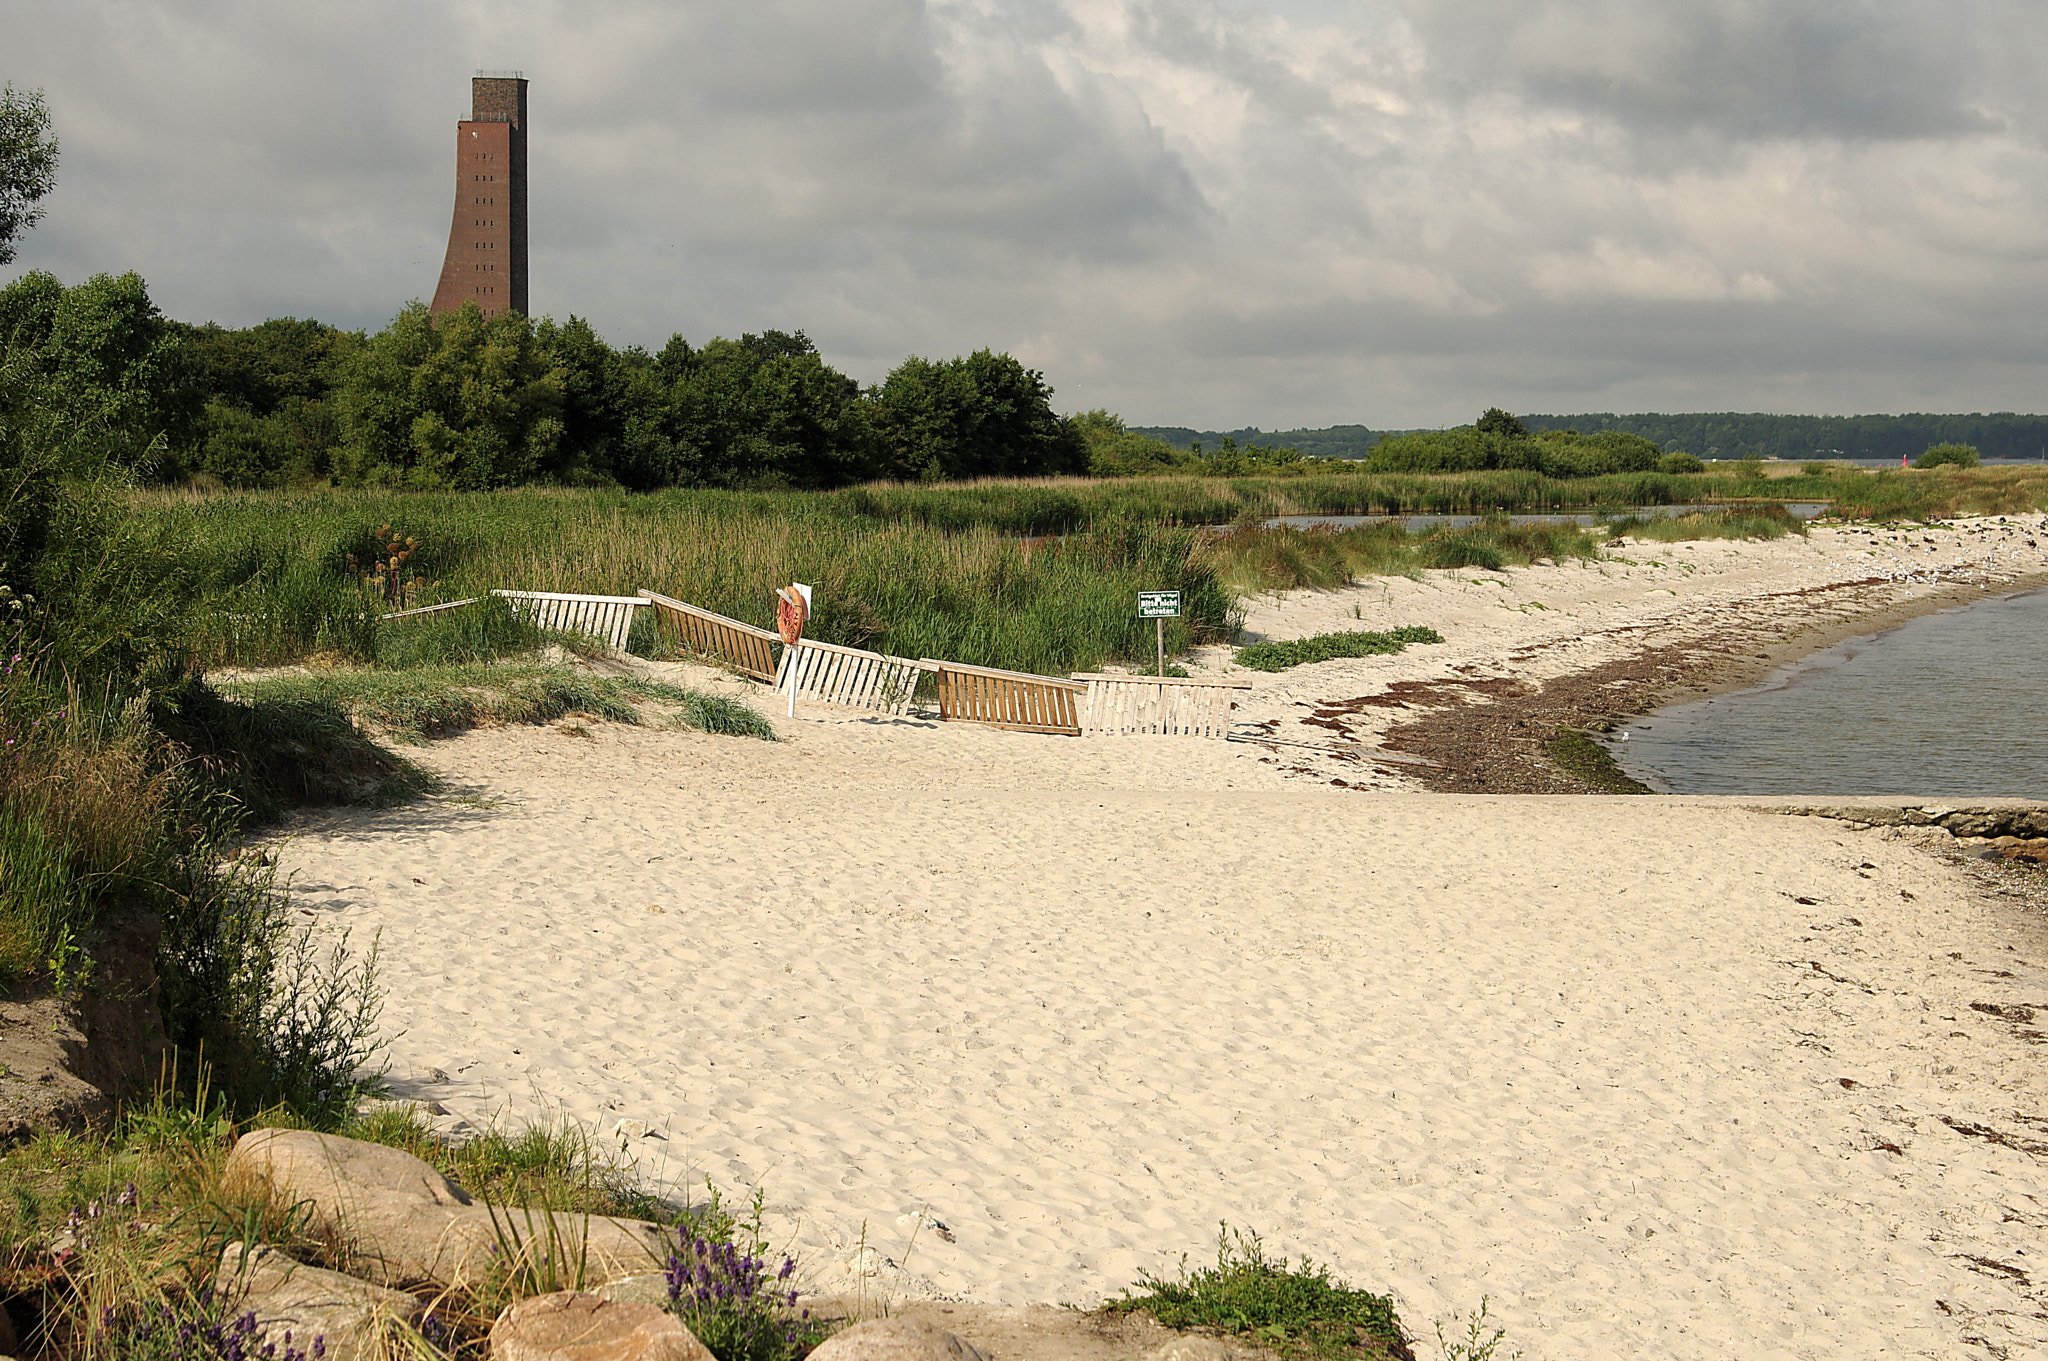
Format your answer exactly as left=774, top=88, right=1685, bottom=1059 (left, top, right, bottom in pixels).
left=1612, top=587, right=2048, bottom=797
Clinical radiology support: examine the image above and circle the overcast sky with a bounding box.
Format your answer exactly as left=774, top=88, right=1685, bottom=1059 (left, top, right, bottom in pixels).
left=4, top=0, right=2045, bottom=428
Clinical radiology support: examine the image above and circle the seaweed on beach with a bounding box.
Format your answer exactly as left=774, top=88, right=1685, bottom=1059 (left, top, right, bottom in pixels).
left=1544, top=729, right=1654, bottom=795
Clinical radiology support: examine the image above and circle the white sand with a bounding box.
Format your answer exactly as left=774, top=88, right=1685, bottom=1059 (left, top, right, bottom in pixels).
left=266, top=516, right=2048, bottom=1361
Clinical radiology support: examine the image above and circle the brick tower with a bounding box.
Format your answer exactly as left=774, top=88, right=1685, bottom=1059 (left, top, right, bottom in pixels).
left=429, top=73, right=528, bottom=320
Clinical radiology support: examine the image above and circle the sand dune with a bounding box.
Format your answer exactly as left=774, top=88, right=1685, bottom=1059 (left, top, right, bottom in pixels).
left=268, top=518, right=2048, bottom=1360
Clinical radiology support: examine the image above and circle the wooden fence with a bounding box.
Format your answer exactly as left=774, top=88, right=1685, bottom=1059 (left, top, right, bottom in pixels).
left=637, top=590, right=782, bottom=682
left=775, top=639, right=936, bottom=716
left=925, top=659, right=1086, bottom=735
left=491, top=590, right=647, bottom=651
left=1071, top=673, right=1251, bottom=739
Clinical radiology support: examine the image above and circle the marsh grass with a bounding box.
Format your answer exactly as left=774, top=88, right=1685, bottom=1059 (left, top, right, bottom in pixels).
left=219, top=664, right=777, bottom=745
left=1107, top=1225, right=1409, bottom=1361
left=1235, top=628, right=1445, bottom=674
left=1606, top=504, right=1804, bottom=542
left=1198, top=521, right=1600, bottom=597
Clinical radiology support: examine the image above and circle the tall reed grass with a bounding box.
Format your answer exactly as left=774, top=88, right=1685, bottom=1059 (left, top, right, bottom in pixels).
left=138, top=490, right=1240, bottom=677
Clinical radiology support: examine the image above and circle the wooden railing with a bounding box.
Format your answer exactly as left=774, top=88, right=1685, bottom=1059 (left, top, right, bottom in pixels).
left=775, top=639, right=936, bottom=716
left=925, top=659, right=1086, bottom=735
left=637, top=590, right=781, bottom=682
left=491, top=590, right=647, bottom=651
left=1071, top=673, right=1252, bottom=739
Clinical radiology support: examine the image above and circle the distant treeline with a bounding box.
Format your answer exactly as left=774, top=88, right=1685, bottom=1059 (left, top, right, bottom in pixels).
left=0, top=270, right=1091, bottom=490
left=1520, top=413, right=2048, bottom=463
left=1139, top=414, right=2048, bottom=464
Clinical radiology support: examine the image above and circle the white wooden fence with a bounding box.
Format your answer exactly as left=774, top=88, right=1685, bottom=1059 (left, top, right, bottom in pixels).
left=773, top=639, right=937, bottom=716
left=490, top=590, right=648, bottom=651
left=1071, top=673, right=1251, bottom=739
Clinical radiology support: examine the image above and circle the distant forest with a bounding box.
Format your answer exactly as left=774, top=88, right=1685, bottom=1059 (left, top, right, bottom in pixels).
left=1138, top=414, right=2048, bottom=463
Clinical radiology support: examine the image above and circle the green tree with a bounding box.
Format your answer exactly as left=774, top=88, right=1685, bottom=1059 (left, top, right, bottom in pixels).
left=649, top=330, right=880, bottom=489
left=873, top=349, right=1087, bottom=481
left=1475, top=406, right=1529, bottom=440
left=1072, top=409, right=1194, bottom=476
left=0, top=84, right=58, bottom=266
left=0, top=269, right=195, bottom=469
left=332, top=302, right=565, bottom=489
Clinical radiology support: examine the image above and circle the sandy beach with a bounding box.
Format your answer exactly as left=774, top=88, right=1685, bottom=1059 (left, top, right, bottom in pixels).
left=264, top=515, right=2048, bottom=1361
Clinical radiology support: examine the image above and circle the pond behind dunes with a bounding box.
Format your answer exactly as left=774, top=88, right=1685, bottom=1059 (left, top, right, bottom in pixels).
left=1614, top=588, right=2048, bottom=798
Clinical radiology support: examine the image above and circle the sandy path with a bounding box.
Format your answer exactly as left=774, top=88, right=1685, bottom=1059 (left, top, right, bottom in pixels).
left=275, top=711, right=2048, bottom=1360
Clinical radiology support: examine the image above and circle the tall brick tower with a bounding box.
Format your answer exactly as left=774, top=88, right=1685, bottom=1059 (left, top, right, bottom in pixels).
left=429, top=73, right=528, bottom=320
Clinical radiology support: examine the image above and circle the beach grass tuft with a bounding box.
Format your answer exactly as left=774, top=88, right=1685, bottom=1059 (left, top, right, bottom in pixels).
left=1107, top=1224, right=1410, bottom=1361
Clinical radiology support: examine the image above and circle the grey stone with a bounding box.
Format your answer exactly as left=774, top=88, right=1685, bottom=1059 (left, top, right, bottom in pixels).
left=216, top=1241, right=418, bottom=1360
left=227, top=1130, right=672, bottom=1289
left=806, top=1317, right=993, bottom=1361
left=1145, top=1340, right=1239, bottom=1361
left=490, top=1290, right=713, bottom=1361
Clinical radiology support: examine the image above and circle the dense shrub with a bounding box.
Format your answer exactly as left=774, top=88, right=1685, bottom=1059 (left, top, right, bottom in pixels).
left=1915, top=442, right=1981, bottom=469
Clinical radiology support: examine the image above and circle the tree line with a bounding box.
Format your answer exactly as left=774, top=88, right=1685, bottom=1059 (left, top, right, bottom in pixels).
left=0, top=272, right=1108, bottom=490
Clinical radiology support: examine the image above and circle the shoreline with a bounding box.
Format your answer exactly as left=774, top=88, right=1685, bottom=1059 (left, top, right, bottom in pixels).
left=1382, top=571, right=2048, bottom=794
left=1216, top=515, right=2048, bottom=796
left=259, top=514, right=2048, bottom=1361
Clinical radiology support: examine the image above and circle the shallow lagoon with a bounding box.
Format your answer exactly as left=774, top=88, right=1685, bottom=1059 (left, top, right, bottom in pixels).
left=1614, top=587, right=2048, bottom=797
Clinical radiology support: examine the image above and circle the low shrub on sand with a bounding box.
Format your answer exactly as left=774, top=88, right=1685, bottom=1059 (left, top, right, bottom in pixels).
left=1107, top=1225, right=1410, bottom=1361
left=1235, top=628, right=1444, bottom=674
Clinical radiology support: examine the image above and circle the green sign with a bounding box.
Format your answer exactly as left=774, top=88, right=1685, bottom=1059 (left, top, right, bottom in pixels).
left=1138, top=591, right=1182, bottom=619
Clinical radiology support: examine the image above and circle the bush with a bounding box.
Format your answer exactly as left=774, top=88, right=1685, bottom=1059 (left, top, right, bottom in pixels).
left=1915, top=442, right=1981, bottom=469
left=1657, top=451, right=1705, bottom=474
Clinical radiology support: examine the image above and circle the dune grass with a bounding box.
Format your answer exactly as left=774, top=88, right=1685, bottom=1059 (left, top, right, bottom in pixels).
left=219, top=665, right=777, bottom=744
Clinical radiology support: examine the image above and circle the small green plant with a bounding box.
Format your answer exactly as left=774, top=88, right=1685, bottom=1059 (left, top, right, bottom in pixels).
left=1435, top=1297, right=1521, bottom=1361
left=1235, top=627, right=1443, bottom=673
left=1107, top=1224, right=1408, bottom=1361
left=665, top=1185, right=831, bottom=1361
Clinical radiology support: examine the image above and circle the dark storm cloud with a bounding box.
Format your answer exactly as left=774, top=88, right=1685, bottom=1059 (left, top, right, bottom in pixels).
left=3, top=0, right=2047, bottom=425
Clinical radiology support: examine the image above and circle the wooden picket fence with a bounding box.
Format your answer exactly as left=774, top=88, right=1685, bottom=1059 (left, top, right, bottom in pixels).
left=491, top=590, right=648, bottom=651
left=775, top=639, right=936, bottom=716
left=1072, top=673, right=1251, bottom=739
left=637, top=590, right=782, bottom=682
left=926, top=659, right=1087, bottom=735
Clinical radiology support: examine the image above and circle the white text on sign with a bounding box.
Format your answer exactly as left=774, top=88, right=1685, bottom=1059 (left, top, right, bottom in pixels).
left=1138, top=591, right=1182, bottom=618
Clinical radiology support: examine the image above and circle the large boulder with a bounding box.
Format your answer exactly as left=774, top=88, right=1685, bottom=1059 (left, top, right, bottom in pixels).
left=216, top=1241, right=419, bottom=1360
left=490, top=1291, right=713, bottom=1361
left=805, top=1317, right=992, bottom=1361
left=226, top=1130, right=672, bottom=1288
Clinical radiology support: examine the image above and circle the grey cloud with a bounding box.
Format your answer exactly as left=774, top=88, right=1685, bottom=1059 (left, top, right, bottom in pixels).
left=1402, top=0, right=1999, bottom=144
left=4, top=0, right=2048, bottom=426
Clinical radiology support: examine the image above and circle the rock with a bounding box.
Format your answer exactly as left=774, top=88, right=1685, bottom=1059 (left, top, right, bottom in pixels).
left=596, top=1273, right=676, bottom=1308
left=1144, top=1340, right=1239, bottom=1361
left=490, top=1291, right=712, bottom=1361
left=216, top=1241, right=419, bottom=1360
left=227, top=1130, right=673, bottom=1289
left=806, top=1317, right=992, bottom=1361
left=1942, top=810, right=2006, bottom=838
